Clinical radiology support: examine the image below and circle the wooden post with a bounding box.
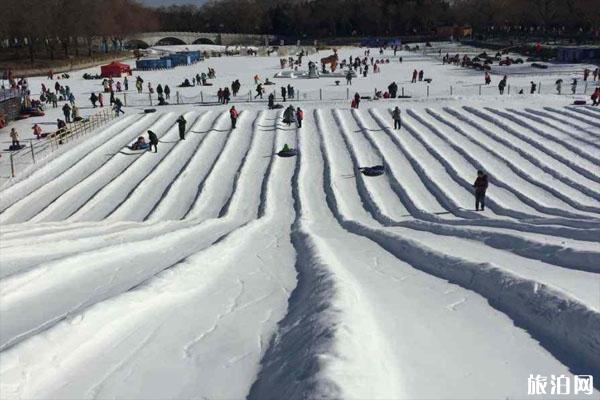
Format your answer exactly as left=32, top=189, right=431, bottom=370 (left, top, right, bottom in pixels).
left=124, top=92, right=127, bottom=107
left=427, top=85, right=430, bottom=97
left=10, top=152, right=15, bottom=178
left=346, top=87, right=349, bottom=100
left=320, top=88, right=322, bottom=100
left=149, top=93, right=153, bottom=106
left=450, top=85, right=453, bottom=96
left=201, top=91, right=204, bottom=103
left=478, top=85, right=482, bottom=95
left=538, top=82, right=541, bottom=94
left=402, top=87, right=404, bottom=97
left=508, top=85, right=510, bottom=95
left=176, top=91, right=180, bottom=104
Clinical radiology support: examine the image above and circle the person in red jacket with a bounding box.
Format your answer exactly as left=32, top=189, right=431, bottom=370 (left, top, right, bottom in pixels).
left=295, top=107, right=304, bottom=128
left=229, top=106, right=238, bottom=129
left=473, top=170, right=489, bottom=211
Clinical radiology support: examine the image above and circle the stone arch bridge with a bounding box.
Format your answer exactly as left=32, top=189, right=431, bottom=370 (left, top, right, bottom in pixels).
left=125, top=32, right=274, bottom=48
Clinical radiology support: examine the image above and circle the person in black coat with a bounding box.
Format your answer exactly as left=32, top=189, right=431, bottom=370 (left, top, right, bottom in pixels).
left=268, top=93, right=275, bottom=109
left=148, top=130, right=158, bottom=153
left=177, top=115, right=187, bottom=140
left=473, top=170, right=489, bottom=211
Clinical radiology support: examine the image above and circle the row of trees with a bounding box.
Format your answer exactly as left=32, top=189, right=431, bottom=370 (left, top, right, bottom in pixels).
left=2, top=0, right=599, bottom=63
left=1, top=0, right=158, bottom=62
left=154, top=0, right=600, bottom=38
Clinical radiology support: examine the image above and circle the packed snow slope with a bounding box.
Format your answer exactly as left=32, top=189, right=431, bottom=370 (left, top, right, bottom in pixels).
left=0, top=101, right=599, bottom=399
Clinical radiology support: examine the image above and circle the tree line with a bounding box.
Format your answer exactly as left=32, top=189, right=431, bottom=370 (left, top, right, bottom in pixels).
left=2, top=0, right=598, bottom=64
left=154, top=0, right=600, bottom=39
left=1, top=0, right=158, bottom=63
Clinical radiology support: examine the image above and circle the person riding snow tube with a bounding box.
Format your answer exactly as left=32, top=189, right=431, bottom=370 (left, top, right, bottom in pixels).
left=360, top=165, right=385, bottom=176
left=129, top=136, right=149, bottom=151
left=277, top=143, right=297, bottom=157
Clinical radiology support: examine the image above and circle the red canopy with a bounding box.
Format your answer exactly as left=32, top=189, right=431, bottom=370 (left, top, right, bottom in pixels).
left=100, top=61, right=132, bottom=78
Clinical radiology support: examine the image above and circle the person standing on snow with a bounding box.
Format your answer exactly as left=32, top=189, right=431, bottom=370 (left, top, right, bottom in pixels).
left=411, top=69, right=418, bottom=83
left=223, top=87, right=231, bottom=104
left=148, top=130, right=158, bottom=153
left=232, top=79, right=241, bottom=96
left=591, top=87, right=600, bottom=106
left=473, top=170, right=489, bottom=211
left=164, top=85, right=171, bottom=99
left=10, top=128, right=20, bottom=147
left=354, top=92, right=361, bottom=109
left=62, top=103, right=72, bottom=123
left=346, top=70, right=353, bottom=85
left=530, top=81, right=537, bottom=94
left=98, top=92, right=104, bottom=107
left=229, top=106, right=238, bottom=129
left=388, top=81, right=398, bottom=98
left=177, top=115, right=187, bottom=140
left=268, top=93, right=275, bottom=109
left=392, top=107, right=402, bottom=130
left=555, top=79, right=562, bottom=94
left=90, top=92, right=98, bottom=107
left=571, top=78, right=578, bottom=94
left=295, top=107, right=304, bottom=128
left=281, top=86, right=287, bottom=102
left=283, top=105, right=295, bottom=126
left=498, top=76, right=507, bottom=95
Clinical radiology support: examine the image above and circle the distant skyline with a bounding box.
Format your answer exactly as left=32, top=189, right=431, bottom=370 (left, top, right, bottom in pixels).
left=138, top=0, right=206, bottom=7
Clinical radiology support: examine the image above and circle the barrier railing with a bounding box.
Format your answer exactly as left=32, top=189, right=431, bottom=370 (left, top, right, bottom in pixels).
left=1, top=108, right=116, bottom=180
left=0, top=87, right=23, bottom=102
left=109, top=78, right=599, bottom=111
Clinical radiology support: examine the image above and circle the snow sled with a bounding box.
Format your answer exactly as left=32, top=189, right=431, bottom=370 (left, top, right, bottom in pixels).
left=30, top=110, right=45, bottom=117
left=277, top=148, right=297, bottom=157
left=573, top=100, right=587, bottom=105
left=144, top=108, right=157, bottom=113
left=360, top=165, right=385, bottom=177
left=7, top=144, right=26, bottom=151
left=15, top=114, right=30, bottom=120
left=531, top=63, right=548, bottom=69
left=128, top=143, right=149, bottom=151
left=271, top=104, right=284, bottom=109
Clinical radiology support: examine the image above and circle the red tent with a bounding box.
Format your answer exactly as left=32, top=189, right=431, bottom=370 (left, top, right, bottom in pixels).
left=100, top=61, right=132, bottom=78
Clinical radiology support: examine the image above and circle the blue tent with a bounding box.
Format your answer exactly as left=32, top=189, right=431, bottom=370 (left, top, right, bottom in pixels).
left=165, top=54, right=191, bottom=66
left=136, top=58, right=173, bottom=70
left=176, top=51, right=203, bottom=63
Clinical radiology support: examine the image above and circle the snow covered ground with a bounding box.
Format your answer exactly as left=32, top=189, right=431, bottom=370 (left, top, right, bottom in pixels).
left=0, top=43, right=599, bottom=399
